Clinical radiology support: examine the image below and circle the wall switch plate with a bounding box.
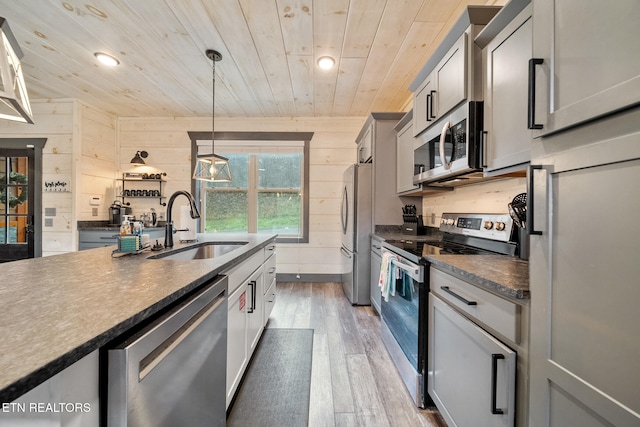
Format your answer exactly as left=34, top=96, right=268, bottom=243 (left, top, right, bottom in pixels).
left=45, top=208, right=56, bottom=217
left=44, top=218, right=53, bottom=227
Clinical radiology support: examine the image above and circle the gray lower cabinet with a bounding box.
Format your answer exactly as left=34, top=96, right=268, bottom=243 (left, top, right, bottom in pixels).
left=369, top=238, right=382, bottom=314
left=529, top=131, right=640, bottom=426
left=429, top=293, right=516, bottom=427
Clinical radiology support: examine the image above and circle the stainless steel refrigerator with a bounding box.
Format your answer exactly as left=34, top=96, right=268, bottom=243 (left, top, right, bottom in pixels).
left=340, top=163, right=372, bottom=305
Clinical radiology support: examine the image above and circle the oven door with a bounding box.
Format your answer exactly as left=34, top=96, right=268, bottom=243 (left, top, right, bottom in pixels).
left=379, top=250, right=429, bottom=407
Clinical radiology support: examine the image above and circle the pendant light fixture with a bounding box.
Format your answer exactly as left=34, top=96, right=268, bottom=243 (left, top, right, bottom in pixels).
left=193, top=49, right=232, bottom=182
left=0, top=18, right=34, bottom=124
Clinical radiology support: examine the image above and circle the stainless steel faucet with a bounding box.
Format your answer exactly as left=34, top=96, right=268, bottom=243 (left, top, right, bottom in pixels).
left=164, top=191, right=200, bottom=248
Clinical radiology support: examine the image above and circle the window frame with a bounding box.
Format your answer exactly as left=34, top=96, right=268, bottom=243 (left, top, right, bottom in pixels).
left=189, top=131, right=312, bottom=244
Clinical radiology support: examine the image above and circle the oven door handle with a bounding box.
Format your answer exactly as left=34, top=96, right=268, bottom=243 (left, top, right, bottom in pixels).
left=381, top=248, right=423, bottom=281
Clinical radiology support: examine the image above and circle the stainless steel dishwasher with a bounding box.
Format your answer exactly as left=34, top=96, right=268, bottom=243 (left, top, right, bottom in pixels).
left=107, top=275, right=228, bottom=426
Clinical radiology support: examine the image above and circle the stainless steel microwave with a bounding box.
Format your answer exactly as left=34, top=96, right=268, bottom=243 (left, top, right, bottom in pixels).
left=413, top=101, right=483, bottom=186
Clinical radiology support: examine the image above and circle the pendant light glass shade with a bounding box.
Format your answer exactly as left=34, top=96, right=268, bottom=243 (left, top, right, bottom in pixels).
left=193, top=49, right=232, bottom=182
left=0, top=18, right=34, bottom=124
left=193, top=155, right=232, bottom=182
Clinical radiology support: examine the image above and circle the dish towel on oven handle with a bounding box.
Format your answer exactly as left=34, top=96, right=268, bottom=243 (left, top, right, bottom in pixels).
left=379, top=252, right=400, bottom=302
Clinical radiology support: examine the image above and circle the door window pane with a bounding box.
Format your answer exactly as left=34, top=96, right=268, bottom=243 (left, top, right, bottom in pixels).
left=6, top=187, right=27, bottom=213
left=0, top=216, right=23, bottom=244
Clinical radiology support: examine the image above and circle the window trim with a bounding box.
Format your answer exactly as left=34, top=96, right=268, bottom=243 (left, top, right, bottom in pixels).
left=188, top=131, right=312, bottom=244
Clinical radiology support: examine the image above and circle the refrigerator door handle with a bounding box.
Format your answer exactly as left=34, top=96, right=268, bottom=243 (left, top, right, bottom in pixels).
left=341, top=185, right=348, bottom=234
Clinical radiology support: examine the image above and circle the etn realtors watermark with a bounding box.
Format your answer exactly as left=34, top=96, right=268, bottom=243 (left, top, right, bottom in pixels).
left=2, top=402, right=91, bottom=413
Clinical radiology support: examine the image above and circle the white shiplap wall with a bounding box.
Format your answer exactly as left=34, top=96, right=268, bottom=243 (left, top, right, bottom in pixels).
left=117, top=116, right=365, bottom=276
left=422, top=177, right=527, bottom=226
left=0, top=99, right=116, bottom=256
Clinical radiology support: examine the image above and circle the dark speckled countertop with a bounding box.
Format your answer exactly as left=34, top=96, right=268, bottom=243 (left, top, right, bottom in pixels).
left=0, top=233, right=276, bottom=403
left=373, top=233, right=529, bottom=302
left=424, top=254, right=529, bottom=301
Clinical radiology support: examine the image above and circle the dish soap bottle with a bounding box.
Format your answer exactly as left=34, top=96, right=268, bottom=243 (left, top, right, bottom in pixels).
left=120, top=216, right=131, bottom=235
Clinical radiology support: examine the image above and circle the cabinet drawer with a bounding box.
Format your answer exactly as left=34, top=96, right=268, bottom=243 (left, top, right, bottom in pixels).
left=431, top=267, right=520, bottom=344
left=224, top=250, right=264, bottom=294
left=79, top=231, right=119, bottom=244
left=263, top=278, right=276, bottom=324
left=263, top=252, right=276, bottom=294
left=264, top=242, right=276, bottom=258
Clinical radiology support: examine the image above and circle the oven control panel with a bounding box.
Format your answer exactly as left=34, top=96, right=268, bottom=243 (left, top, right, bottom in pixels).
left=439, top=213, right=513, bottom=242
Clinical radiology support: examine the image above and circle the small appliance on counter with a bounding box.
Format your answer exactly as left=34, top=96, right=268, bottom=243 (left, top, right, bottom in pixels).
left=109, top=200, right=132, bottom=226
left=402, top=205, right=425, bottom=235
left=508, top=192, right=529, bottom=260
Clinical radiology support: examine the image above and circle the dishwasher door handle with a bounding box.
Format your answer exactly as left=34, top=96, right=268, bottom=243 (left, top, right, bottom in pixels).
left=138, top=289, right=226, bottom=381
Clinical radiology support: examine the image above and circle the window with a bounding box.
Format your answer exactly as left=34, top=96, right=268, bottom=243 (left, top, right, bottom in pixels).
left=190, top=132, right=312, bottom=243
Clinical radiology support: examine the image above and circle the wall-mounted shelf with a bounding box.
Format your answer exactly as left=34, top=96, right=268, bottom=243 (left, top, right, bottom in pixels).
left=119, top=173, right=166, bottom=206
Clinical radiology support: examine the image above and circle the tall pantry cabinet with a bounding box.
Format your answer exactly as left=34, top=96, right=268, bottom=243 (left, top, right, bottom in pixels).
left=528, top=1, right=640, bottom=426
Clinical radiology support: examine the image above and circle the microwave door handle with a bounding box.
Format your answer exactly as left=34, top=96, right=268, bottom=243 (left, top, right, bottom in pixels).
left=439, top=121, right=452, bottom=169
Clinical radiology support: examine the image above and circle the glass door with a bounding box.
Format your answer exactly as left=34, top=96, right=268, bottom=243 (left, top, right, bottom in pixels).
left=0, top=149, right=34, bottom=262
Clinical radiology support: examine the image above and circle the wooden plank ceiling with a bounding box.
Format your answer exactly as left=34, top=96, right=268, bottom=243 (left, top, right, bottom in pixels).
left=1, top=0, right=505, bottom=118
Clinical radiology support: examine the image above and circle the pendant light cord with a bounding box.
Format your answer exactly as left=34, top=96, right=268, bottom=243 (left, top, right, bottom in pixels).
left=205, top=49, right=222, bottom=158
left=211, top=56, right=216, bottom=156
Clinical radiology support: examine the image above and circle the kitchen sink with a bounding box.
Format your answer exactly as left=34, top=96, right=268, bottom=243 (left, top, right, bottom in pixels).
left=148, top=241, right=248, bottom=260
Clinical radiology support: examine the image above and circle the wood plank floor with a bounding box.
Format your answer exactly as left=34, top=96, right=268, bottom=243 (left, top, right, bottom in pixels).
left=267, top=282, right=447, bottom=427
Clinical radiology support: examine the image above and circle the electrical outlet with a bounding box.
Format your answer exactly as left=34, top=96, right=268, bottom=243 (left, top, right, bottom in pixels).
left=431, top=213, right=436, bottom=225
left=44, top=218, right=53, bottom=227
left=92, top=207, right=98, bottom=216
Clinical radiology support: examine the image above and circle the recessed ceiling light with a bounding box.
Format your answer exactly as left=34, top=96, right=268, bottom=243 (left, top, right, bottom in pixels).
left=94, top=52, right=120, bottom=66
left=317, top=56, right=335, bottom=70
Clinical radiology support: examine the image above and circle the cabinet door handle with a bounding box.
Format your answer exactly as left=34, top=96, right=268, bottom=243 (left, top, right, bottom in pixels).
left=527, top=58, right=544, bottom=130
left=527, top=164, right=544, bottom=235
left=429, top=90, right=436, bottom=119
left=491, top=354, right=505, bottom=415
left=248, top=281, right=256, bottom=313
left=440, top=286, right=477, bottom=305
left=426, top=94, right=432, bottom=122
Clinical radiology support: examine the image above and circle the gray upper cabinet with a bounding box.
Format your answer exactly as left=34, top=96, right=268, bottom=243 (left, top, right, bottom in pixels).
left=356, top=113, right=406, bottom=226
left=531, top=0, right=640, bottom=137
left=357, top=124, right=373, bottom=163
left=395, top=111, right=420, bottom=195
left=477, top=1, right=532, bottom=175
left=410, top=6, right=501, bottom=138
left=434, top=34, right=467, bottom=122
left=413, top=34, right=467, bottom=137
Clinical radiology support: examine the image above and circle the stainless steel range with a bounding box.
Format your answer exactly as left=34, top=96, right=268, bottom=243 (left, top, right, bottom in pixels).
left=378, top=213, right=517, bottom=408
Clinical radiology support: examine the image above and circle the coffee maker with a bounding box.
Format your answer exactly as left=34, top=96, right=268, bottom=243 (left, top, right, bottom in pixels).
left=109, top=201, right=132, bottom=226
